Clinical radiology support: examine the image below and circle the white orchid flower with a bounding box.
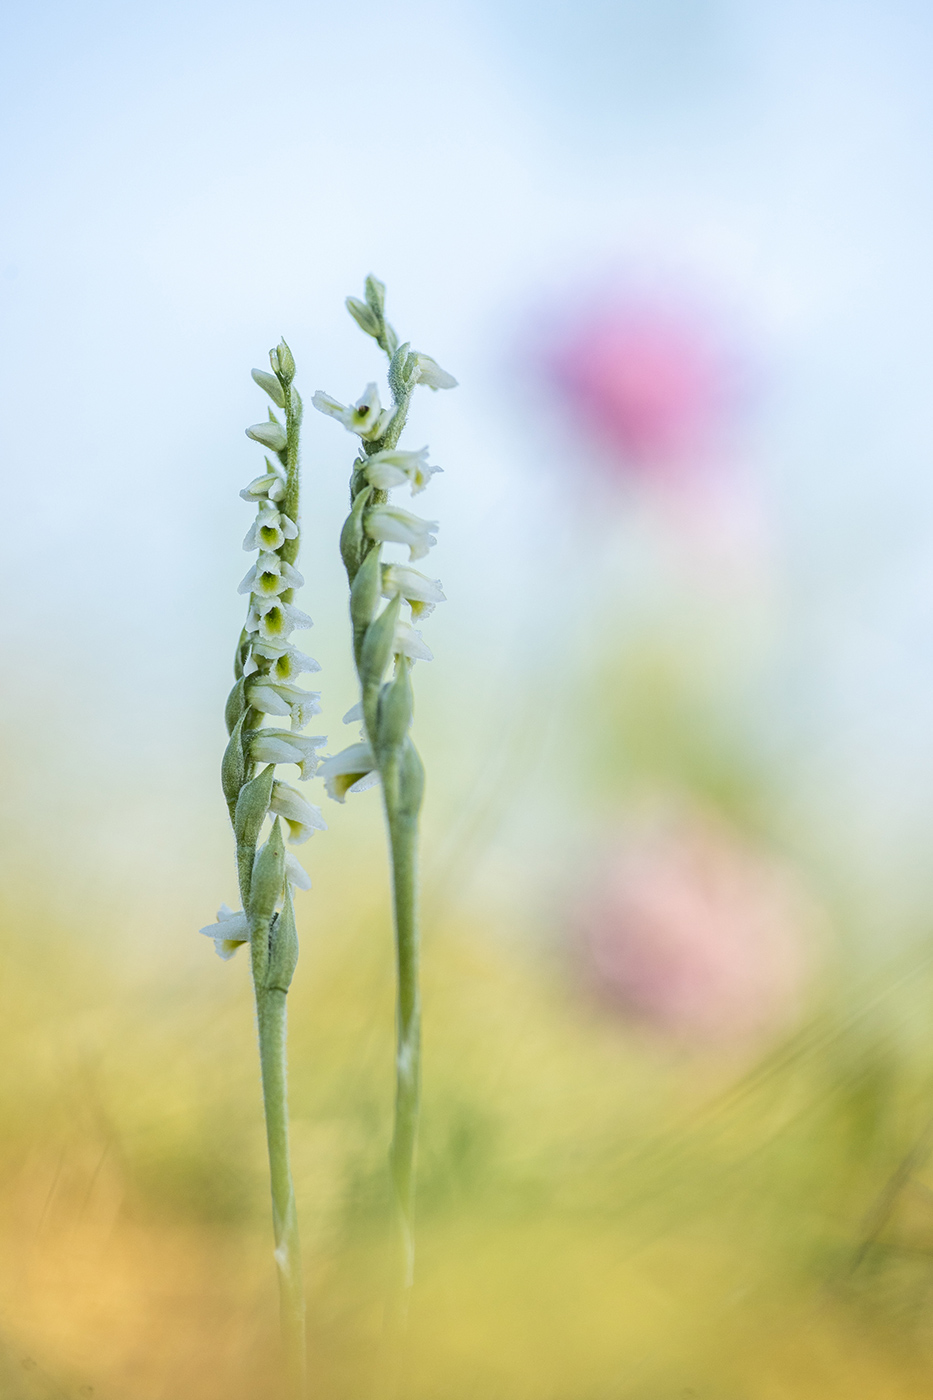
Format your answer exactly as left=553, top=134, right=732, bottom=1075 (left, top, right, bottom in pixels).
left=311, top=383, right=392, bottom=440
left=251, top=638, right=322, bottom=681
left=238, top=554, right=304, bottom=599
left=364, top=447, right=441, bottom=496
left=319, top=743, right=380, bottom=802
left=270, top=780, right=328, bottom=844
left=410, top=354, right=457, bottom=391
left=243, top=502, right=298, bottom=553
left=382, top=565, right=445, bottom=621
left=393, top=621, right=433, bottom=662
left=365, top=504, right=438, bottom=561
left=239, top=460, right=286, bottom=502
left=247, top=679, right=322, bottom=728
left=200, top=903, right=251, bottom=960
left=246, top=596, right=314, bottom=641
left=250, top=729, right=327, bottom=779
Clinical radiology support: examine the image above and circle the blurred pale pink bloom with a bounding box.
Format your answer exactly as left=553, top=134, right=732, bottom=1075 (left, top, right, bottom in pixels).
left=542, top=292, right=750, bottom=481
left=572, top=812, right=817, bottom=1045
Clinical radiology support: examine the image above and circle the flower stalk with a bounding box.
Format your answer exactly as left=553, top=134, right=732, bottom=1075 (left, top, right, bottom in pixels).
left=203, top=338, right=326, bottom=1398
left=314, top=277, right=455, bottom=1304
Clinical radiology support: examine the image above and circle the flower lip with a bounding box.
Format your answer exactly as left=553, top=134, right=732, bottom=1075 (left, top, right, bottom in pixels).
left=319, top=742, right=379, bottom=802
left=199, top=903, right=251, bottom=959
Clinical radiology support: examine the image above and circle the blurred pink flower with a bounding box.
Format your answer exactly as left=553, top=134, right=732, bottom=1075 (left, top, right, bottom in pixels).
left=572, top=812, right=817, bottom=1045
left=541, top=290, right=750, bottom=482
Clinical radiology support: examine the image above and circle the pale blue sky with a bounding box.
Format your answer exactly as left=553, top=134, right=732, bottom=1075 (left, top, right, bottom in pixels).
left=4, top=0, right=933, bottom=919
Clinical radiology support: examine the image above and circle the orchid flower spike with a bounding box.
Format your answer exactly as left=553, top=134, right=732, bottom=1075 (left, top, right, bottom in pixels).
left=313, top=276, right=456, bottom=1300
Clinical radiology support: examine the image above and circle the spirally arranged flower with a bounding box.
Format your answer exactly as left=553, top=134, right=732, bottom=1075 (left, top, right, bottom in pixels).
left=203, top=340, right=327, bottom=962
left=313, top=275, right=456, bottom=1295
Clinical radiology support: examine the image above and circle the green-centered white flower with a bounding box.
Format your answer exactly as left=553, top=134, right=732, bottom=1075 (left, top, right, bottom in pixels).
left=239, top=554, right=305, bottom=599
left=311, top=383, right=392, bottom=440
left=243, top=502, right=298, bottom=553
left=247, top=679, right=322, bottom=728
left=410, top=354, right=458, bottom=390
left=247, top=596, right=314, bottom=641
left=365, top=504, right=438, bottom=561
left=200, top=903, right=250, bottom=960
left=319, top=743, right=380, bottom=802
left=249, top=638, right=322, bottom=681
left=382, top=564, right=445, bottom=621
left=364, top=447, right=441, bottom=496
left=270, top=780, right=328, bottom=844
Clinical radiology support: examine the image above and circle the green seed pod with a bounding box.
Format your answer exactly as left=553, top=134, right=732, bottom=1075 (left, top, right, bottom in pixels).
left=250, top=819, right=286, bottom=924
left=221, top=715, right=247, bottom=812
left=224, top=677, right=247, bottom=736
left=376, top=660, right=412, bottom=757
left=266, top=885, right=299, bottom=993
left=234, top=762, right=276, bottom=850
left=349, top=543, right=383, bottom=663
left=340, top=485, right=372, bottom=582
left=359, top=593, right=402, bottom=693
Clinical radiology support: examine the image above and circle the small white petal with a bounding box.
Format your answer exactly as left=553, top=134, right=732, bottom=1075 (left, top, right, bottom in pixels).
left=393, top=621, right=433, bottom=662
left=199, top=904, right=251, bottom=960
left=285, top=853, right=312, bottom=890
left=311, top=390, right=347, bottom=420
left=411, top=354, right=458, bottom=390
left=342, top=701, right=363, bottom=725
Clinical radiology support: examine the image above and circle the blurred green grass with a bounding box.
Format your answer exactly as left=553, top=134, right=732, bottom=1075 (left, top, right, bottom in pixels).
left=2, top=600, right=932, bottom=1398
left=3, top=856, right=933, bottom=1399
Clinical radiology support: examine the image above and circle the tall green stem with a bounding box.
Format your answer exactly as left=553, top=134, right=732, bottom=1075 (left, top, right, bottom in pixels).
left=383, top=759, right=421, bottom=1295
left=256, top=982, right=307, bottom=1396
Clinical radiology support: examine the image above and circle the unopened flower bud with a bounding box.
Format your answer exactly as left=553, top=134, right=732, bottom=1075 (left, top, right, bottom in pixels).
left=246, top=419, right=287, bottom=452
left=251, top=368, right=286, bottom=408
left=272, top=339, right=296, bottom=384
left=346, top=296, right=381, bottom=338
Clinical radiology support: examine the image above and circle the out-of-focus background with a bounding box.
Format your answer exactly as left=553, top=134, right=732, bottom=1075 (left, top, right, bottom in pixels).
left=5, top=1, right=933, bottom=1395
